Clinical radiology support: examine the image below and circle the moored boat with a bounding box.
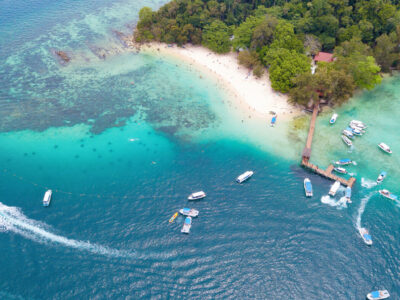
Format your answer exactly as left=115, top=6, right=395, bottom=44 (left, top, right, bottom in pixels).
left=304, top=178, right=313, bottom=197
left=350, top=126, right=363, bottom=136
left=345, top=187, right=352, bottom=203
left=379, top=189, right=398, bottom=201
left=334, top=167, right=347, bottom=174
left=350, top=120, right=367, bottom=129
left=367, top=290, right=390, bottom=300
left=179, top=208, right=199, bottom=217
left=236, top=171, right=254, bottom=183
left=377, top=171, right=387, bottom=184
left=188, top=191, right=206, bottom=200
left=359, top=227, right=372, bottom=246
left=181, top=217, right=192, bottom=234
left=169, top=212, right=179, bottom=223
left=270, top=114, right=277, bottom=127
left=329, top=181, right=341, bottom=196
left=43, top=190, right=52, bottom=207
left=378, top=143, right=392, bottom=154
left=329, top=113, right=338, bottom=124
left=342, top=129, right=354, bottom=139
left=335, top=158, right=352, bottom=165
left=342, top=135, right=352, bottom=147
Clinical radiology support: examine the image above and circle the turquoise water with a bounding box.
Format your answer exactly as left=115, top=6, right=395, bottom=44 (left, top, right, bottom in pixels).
left=0, top=0, right=399, bottom=298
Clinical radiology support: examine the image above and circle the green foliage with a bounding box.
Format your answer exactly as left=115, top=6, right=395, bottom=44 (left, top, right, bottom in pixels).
left=264, top=48, right=310, bottom=93
left=269, top=22, right=304, bottom=53
left=232, top=16, right=264, bottom=50
left=374, top=33, right=398, bottom=72
left=202, top=20, right=231, bottom=53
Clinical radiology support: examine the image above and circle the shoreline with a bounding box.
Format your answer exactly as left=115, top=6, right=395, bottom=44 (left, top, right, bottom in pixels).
left=131, top=42, right=302, bottom=122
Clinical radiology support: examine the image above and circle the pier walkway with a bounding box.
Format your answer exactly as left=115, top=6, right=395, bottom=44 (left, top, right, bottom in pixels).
left=301, top=101, right=356, bottom=188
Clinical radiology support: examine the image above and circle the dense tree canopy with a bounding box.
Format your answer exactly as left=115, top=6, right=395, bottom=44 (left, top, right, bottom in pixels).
left=134, top=0, right=400, bottom=106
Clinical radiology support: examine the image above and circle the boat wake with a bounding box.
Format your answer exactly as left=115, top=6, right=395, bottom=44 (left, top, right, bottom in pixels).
left=320, top=195, right=348, bottom=209
left=0, top=202, right=138, bottom=258
left=355, top=194, right=373, bottom=231
left=361, top=178, right=377, bottom=189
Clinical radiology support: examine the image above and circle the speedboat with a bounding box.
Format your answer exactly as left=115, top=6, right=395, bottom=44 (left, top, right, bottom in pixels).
left=179, top=208, right=199, bottom=217
left=43, top=190, right=52, bottom=207
left=377, top=171, right=387, bottom=184
left=367, top=290, right=390, bottom=300
left=236, top=171, right=254, bottom=183
left=342, top=129, right=354, bottom=139
left=270, top=114, right=277, bottom=127
left=378, top=143, right=392, bottom=154
left=342, top=135, right=352, bottom=147
left=334, top=167, right=347, bottom=174
left=329, top=181, right=341, bottom=196
left=345, top=186, right=352, bottom=203
left=329, top=113, right=338, bottom=124
left=359, top=227, right=372, bottom=246
left=304, top=178, right=313, bottom=197
left=350, top=126, right=364, bottom=136
left=335, top=158, right=352, bottom=165
left=188, top=191, right=206, bottom=200
left=350, top=120, right=367, bottom=129
left=181, top=217, right=192, bottom=234
left=169, top=212, right=179, bottom=223
left=379, top=189, right=398, bottom=201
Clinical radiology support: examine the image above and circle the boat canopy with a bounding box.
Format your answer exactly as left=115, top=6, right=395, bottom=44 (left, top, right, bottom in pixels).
left=192, top=192, right=204, bottom=197
left=380, top=171, right=387, bottom=176
left=346, top=187, right=352, bottom=197
left=305, top=181, right=312, bottom=191
left=183, top=208, right=190, bottom=212
left=339, top=159, right=351, bottom=163
left=185, top=218, right=191, bottom=224
left=371, top=291, right=380, bottom=298
left=364, top=234, right=372, bottom=241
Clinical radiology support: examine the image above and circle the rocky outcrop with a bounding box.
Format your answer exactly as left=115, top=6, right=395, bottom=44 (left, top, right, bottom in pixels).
left=55, top=50, right=71, bottom=63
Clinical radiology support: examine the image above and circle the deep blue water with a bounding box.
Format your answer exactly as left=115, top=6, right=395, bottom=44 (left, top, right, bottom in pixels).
left=0, top=0, right=399, bottom=299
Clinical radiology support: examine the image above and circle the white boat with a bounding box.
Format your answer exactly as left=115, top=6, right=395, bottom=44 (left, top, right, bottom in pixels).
left=367, top=290, right=390, bottom=300
left=378, top=143, right=392, bottom=154
left=329, top=113, right=338, bottom=124
left=335, top=159, right=352, bottom=165
left=188, top=191, right=206, bottom=200
left=43, top=190, right=52, bottom=207
left=181, top=217, right=192, bottom=234
left=350, top=126, right=364, bottom=136
left=350, top=120, right=367, bottom=129
left=345, top=187, right=352, bottom=203
left=334, top=167, right=347, bottom=174
left=377, top=171, right=387, bottom=184
left=304, top=178, right=313, bottom=197
left=379, top=189, right=398, bottom=201
left=342, top=135, right=352, bottom=147
left=329, top=181, right=341, bottom=196
left=342, top=129, right=354, bottom=139
left=359, top=227, right=372, bottom=246
left=236, top=171, right=254, bottom=183
left=179, top=208, right=199, bottom=217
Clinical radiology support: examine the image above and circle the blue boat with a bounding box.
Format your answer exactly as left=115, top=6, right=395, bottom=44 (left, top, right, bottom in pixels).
left=345, top=187, right=352, bottom=203
left=377, top=171, right=387, bottom=184
left=270, top=115, right=277, bottom=127
left=304, top=178, right=313, bottom=197
left=335, top=158, right=352, bottom=165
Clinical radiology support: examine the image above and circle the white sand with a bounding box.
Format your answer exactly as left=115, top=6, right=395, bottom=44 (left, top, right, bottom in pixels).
left=134, top=43, right=301, bottom=121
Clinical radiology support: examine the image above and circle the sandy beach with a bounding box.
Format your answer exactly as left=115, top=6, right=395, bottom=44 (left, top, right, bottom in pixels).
left=134, top=42, right=301, bottom=121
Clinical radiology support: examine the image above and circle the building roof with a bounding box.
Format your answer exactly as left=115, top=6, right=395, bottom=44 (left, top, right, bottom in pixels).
left=314, top=52, right=334, bottom=62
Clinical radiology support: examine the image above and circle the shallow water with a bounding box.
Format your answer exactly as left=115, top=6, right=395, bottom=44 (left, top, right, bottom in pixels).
left=0, top=0, right=399, bottom=298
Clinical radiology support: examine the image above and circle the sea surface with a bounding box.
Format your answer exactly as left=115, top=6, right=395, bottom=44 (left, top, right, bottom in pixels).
left=0, top=0, right=399, bottom=299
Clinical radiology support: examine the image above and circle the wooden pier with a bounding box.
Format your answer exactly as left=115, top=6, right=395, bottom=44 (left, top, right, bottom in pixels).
left=301, top=101, right=356, bottom=188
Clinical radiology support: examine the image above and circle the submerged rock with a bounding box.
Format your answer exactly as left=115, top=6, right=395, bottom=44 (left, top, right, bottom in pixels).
left=55, top=50, right=71, bottom=63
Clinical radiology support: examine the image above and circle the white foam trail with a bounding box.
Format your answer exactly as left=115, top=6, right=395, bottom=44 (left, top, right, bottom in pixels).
left=361, top=178, right=377, bottom=189
left=352, top=161, right=357, bottom=166
left=355, top=193, right=375, bottom=231
left=0, top=202, right=135, bottom=258
left=321, top=195, right=348, bottom=209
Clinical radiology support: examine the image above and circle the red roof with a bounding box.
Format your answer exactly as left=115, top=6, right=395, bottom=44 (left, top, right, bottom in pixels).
left=314, top=52, right=334, bottom=62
